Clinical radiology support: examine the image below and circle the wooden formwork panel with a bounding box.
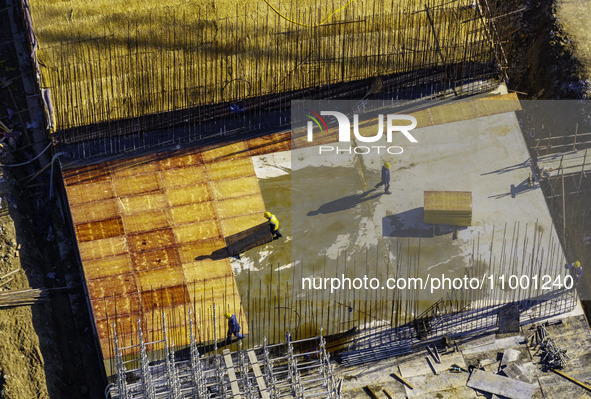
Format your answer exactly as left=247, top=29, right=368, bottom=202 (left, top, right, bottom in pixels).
left=216, top=194, right=265, bottom=220
left=201, top=141, right=249, bottom=163
left=291, top=129, right=339, bottom=149
left=170, top=201, right=216, bottom=225
left=183, top=260, right=231, bottom=283
left=83, top=255, right=134, bottom=280
left=65, top=180, right=114, bottom=204
left=108, top=155, right=159, bottom=178
left=247, top=132, right=291, bottom=156
left=158, top=148, right=203, bottom=170
left=130, top=247, right=182, bottom=272
left=136, top=266, right=185, bottom=290
left=178, top=239, right=227, bottom=264
left=173, top=221, right=221, bottom=244
left=63, top=163, right=110, bottom=186
left=112, top=172, right=161, bottom=196
left=219, top=213, right=266, bottom=237
left=91, top=292, right=142, bottom=321
left=141, top=285, right=190, bottom=309
left=210, top=176, right=260, bottom=200
left=75, top=218, right=124, bottom=242
left=70, top=199, right=119, bottom=224
left=87, top=273, right=137, bottom=299
left=127, top=228, right=176, bottom=253
left=159, top=166, right=208, bottom=188
left=121, top=210, right=170, bottom=234
left=205, top=157, right=254, bottom=181
left=118, top=193, right=168, bottom=215
left=78, top=235, right=128, bottom=261
left=165, top=184, right=211, bottom=207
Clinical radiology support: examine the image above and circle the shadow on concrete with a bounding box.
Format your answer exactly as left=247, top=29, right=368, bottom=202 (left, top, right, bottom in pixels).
left=382, top=207, right=460, bottom=238
left=307, top=189, right=384, bottom=216
left=489, top=177, right=537, bottom=199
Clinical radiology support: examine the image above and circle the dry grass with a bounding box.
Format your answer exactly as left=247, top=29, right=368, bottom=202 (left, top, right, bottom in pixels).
left=28, top=0, right=489, bottom=130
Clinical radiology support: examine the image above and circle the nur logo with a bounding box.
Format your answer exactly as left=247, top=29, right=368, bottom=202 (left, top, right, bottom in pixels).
left=305, top=110, right=418, bottom=155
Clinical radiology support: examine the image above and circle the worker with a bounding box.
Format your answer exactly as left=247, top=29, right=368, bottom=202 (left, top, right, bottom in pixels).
left=374, top=162, right=391, bottom=194
left=565, top=260, right=583, bottom=286
left=225, top=312, right=243, bottom=343
left=264, top=211, right=282, bottom=239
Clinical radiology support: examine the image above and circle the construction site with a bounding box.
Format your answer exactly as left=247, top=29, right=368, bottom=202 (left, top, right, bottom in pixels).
left=0, top=0, right=591, bottom=398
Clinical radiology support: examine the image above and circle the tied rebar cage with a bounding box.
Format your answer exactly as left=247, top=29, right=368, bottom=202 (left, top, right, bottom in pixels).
left=109, top=312, right=342, bottom=399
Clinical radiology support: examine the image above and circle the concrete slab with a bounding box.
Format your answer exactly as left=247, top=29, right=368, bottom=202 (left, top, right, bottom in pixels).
left=462, top=336, right=526, bottom=356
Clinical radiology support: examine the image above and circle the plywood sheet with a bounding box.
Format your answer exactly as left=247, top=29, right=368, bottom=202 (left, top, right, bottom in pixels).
left=127, top=228, right=176, bottom=252
left=158, top=148, right=202, bottom=169
left=63, top=163, right=110, bottom=186
left=159, top=166, right=208, bottom=187
left=113, top=172, right=161, bottom=196
left=219, top=213, right=266, bottom=237
left=130, top=247, right=182, bottom=272
left=216, top=194, right=265, bottom=219
left=201, top=141, right=249, bottom=163
left=205, top=157, right=254, bottom=180
left=247, top=132, right=291, bottom=156
left=210, top=176, right=260, bottom=200
left=170, top=202, right=216, bottom=225
left=166, top=184, right=211, bottom=206
left=183, top=260, right=231, bottom=283
left=121, top=210, right=170, bottom=234
left=118, top=193, right=168, bottom=215
left=84, top=255, right=134, bottom=280
left=92, top=292, right=142, bottom=320
left=136, top=267, right=185, bottom=290
left=141, top=285, right=190, bottom=308
left=70, top=199, right=119, bottom=224
left=87, top=273, right=137, bottom=299
left=178, top=239, right=227, bottom=264
left=173, top=221, right=221, bottom=244
left=78, top=236, right=128, bottom=261
left=75, top=218, right=124, bottom=242
left=109, top=155, right=159, bottom=177
left=65, top=180, right=114, bottom=204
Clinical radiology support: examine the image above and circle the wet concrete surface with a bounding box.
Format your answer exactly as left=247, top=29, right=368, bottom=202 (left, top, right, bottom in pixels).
left=232, top=106, right=570, bottom=343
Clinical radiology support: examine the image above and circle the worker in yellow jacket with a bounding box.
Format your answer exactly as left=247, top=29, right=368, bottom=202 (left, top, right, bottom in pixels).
left=264, top=211, right=283, bottom=240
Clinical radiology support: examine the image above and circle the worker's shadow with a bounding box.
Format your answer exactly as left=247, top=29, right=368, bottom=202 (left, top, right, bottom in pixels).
left=382, top=207, right=458, bottom=238
left=194, top=247, right=230, bottom=261
left=307, top=189, right=384, bottom=216
left=489, top=177, right=537, bottom=199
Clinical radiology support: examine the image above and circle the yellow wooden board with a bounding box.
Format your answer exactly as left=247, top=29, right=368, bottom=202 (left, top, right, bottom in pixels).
left=70, top=199, right=119, bottom=224
left=210, top=176, right=260, bottom=200
left=121, top=210, right=170, bottom=234
left=65, top=180, right=114, bottom=204
left=160, top=166, right=208, bottom=187
left=205, top=157, right=255, bottom=181
left=216, top=195, right=265, bottom=220
left=113, top=172, right=161, bottom=196
left=173, top=221, right=221, bottom=244
left=118, top=193, right=168, bottom=215
left=166, top=184, right=211, bottom=206
left=219, top=213, right=267, bottom=237
left=170, top=202, right=216, bottom=225
left=78, top=236, right=128, bottom=261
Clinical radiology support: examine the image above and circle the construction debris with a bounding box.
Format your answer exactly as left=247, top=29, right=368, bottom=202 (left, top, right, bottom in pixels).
left=551, top=369, right=591, bottom=393
left=466, top=369, right=536, bottom=399
left=533, top=324, right=570, bottom=368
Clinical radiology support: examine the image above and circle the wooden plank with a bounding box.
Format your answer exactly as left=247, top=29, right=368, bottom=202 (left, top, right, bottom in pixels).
left=247, top=350, right=270, bottom=399
left=225, top=222, right=272, bottom=256
left=223, top=349, right=241, bottom=398
left=466, top=369, right=535, bottom=399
